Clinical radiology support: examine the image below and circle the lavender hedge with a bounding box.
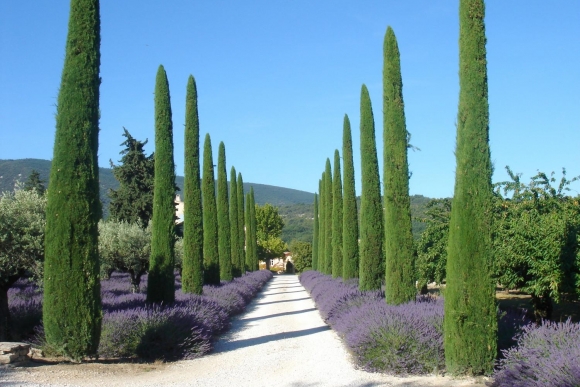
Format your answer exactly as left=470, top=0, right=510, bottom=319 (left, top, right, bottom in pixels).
left=300, top=271, right=444, bottom=375
left=8, top=270, right=273, bottom=361
left=491, top=319, right=580, bottom=387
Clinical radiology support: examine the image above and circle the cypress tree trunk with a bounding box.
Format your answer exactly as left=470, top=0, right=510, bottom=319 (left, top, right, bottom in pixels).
left=444, top=0, right=497, bottom=375
left=43, top=0, right=102, bottom=360
left=318, top=173, right=326, bottom=273
left=383, top=27, right=416, bottom=305
left=182, top=75, right=204, bottom=294
left=342, top=114, right=359, bottom=280
left=217, top=142, right=232, bottom=281
left=312, top=193, right=319, bottom=271
left=230, top=166, right=240, bottom=277
left=332, top=150, right=343, bottom=278
left=359, top=84, right=384, bottom=291
left=237, top=173, right=245, bottom=273
left=202, top=134, right=220, bottom=285
left=147, top=65, right=176, bottom=305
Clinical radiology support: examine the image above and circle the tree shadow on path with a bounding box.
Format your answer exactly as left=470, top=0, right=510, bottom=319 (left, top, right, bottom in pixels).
left=255, top=297, right=311, bottom=306
left=239, top=308, right=317, bottom=323
left=214, top=325, right=330, bottom=353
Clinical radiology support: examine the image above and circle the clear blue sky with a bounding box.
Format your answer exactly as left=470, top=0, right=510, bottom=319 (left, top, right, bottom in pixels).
left=1, top=1, right=579, bottom=198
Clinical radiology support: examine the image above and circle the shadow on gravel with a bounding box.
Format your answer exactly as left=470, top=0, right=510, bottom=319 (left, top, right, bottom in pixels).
left=255, top=297, right=311, bottom=306
left=262, top=290, right=306, bottom=295
left=214, top=325, right=330, bottom=353
left=287, top=383, right=385, bottom=387
left=263, top=285, right=304, bottom=290
left=240, top=308, right=317, bottom=323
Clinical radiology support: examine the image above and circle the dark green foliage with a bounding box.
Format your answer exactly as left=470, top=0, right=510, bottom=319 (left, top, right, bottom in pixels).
left=318, top=175, right=326, bottom=272
left=236, top=173, right=245, bottom=273
left=494, top=168, right=580, bottom=321
left=255, top=203, right=286, bottom=265
left=147, top=65, right=176, bottom=305
left=332, top=150, right=343, bottom=278
left=324, top=159, right=333, bottom=275
left=108, top=128, right=155, bottom=226
left=383, top=27, right=416, bottom=305
left=42, top=0, right=102, bottom=360
left=342, top=114, right=359, bottom=280
left=290, top=241, right=313, bottom=273
left=359, top=84, right=384, bottom=291
left=182, top=75, right=204, bottom=294
left=24, top=170, right=45, bottom=195
left=230, top=167, right=240, bottom=277
left=202, top=134, right=219, bottom=285
left=416, top=199, right=451, bottom=293
left=312, top=194, right=319, bottom=271
left=216, top=142, right=232, bottom=281
left=444, top=0, right=497, bottom=375
left=245, top=189, right=258, bottom=271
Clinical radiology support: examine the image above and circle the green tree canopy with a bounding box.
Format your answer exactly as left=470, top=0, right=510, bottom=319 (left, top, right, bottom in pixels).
left=108, top=128, right=155, bottom=226
left=23, top=170, right=46, bottom=196
left=290, top=241, right=312, bottom=273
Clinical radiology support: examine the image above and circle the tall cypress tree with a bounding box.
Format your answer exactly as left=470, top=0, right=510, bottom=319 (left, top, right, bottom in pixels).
left=445, top=0, right=497, bottom=375
left=324, top=159, right=333, bottom=275
left=147, top=65, right=176, bottom=305
left=359, top=84, right=384, bottom=291
left=318, top=173, right=326, bottom=272
left=182, top=75, right=203, bottom=294
left=332, top=150, right=343, bottom=278
left=383, top=27, right=416, bottom=305
left=230, top=166, right=240, bottom=277
left=312, top=193, right=319, bottom=271
left=43, top=0, right=102, bottom=360
left=202, top=134, right=220, bottom=285
left=245, top=188, right=258, bottom=271
left=216, top=142, right=232, bottom=281
left=342, top=114, right=359, bottom=280
left=237, top=173, right=245, bottom=273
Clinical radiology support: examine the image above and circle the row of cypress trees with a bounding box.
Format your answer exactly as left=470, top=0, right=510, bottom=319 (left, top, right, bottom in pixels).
left=312, top=0, right=496, bottom=374
left=41, top=0, right=260, bottom=360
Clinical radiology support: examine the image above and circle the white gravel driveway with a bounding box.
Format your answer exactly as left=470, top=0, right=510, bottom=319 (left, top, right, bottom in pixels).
left=1, top=274, right=487, bottom=387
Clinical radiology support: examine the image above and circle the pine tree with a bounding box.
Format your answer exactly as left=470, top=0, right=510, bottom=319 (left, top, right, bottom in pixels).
left=147, top=65, right=176, bottom=305
left=216, top=142, right=232, bottom=281
left=202, top=133, right=220, bottom=285
left=230, top=166, right=240, bottom=277
left=182, top=75, right=203, bottom=294
left=359, top=84, right=384, bottom=291
left=318, top=173, right=326, bottom=272
left=444, top=0, right=497, bottom=375
left=324, top=159, right=333, bottom=275
left=24, top=170, right=46, bottom=195
left=236, top=173, right=245, bottom=273
left=312, top=193, right=319, bottom=271
left=342, top=114, right=359, bottom=280
left=383, top=27, right=416, bottom=305
left=43, top=0, right=102, bottom=360
left=332, top=150, right=343, bottom=278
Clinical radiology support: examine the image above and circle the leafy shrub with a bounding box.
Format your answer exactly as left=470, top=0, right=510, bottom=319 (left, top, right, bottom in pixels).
left=492, top=319, right=580, bottom=387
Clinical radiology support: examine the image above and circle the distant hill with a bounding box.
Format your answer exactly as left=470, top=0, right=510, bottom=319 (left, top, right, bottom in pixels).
left=0, top=158, right=315, bottom=209
left=0, top=158, right=433, bottom=242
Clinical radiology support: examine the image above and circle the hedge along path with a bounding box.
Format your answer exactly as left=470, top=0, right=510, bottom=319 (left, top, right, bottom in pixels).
left=3, top=275, right=486, bottom=387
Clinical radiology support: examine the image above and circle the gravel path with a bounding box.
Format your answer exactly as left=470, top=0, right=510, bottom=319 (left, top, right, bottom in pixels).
left=1, top=275, right=488, bottom=387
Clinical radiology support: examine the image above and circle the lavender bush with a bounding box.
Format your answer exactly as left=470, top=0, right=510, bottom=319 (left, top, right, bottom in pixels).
left=8, top=270, right=273, bottom=361
left=300, top=271, right=444, bottom=375
left=492, top=319, right=580, bottom=387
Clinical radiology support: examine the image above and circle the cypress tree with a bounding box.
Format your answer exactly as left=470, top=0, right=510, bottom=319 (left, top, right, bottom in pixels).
left=312, top=193, right=319, bottom=271
left=216, top=142, right=232, bottom=281
left=318, top=173, right=326, bottom=272
left=182, top=75, right=204, bottom=294
left=202, top=134, right=220, bottom=285
left=342, top=114, right=359, bottom=280
left=332, top=150, right=343, bottom=278
left=359, top=84, right=384, bottom=291
left=230, top=166, right=240, bottom=277
left=324, top=159, right=333, bottom=275
left=43, top=0, right=101, bottom=360
left=237, top=173, right=245, bottom=273
left=445, top=0, right=497, bottom=374
left=250, top=188, right=258, bottom=271
left=383, top=27, right=416, bottom=305
left=147, top=65, right=176, bottom=305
